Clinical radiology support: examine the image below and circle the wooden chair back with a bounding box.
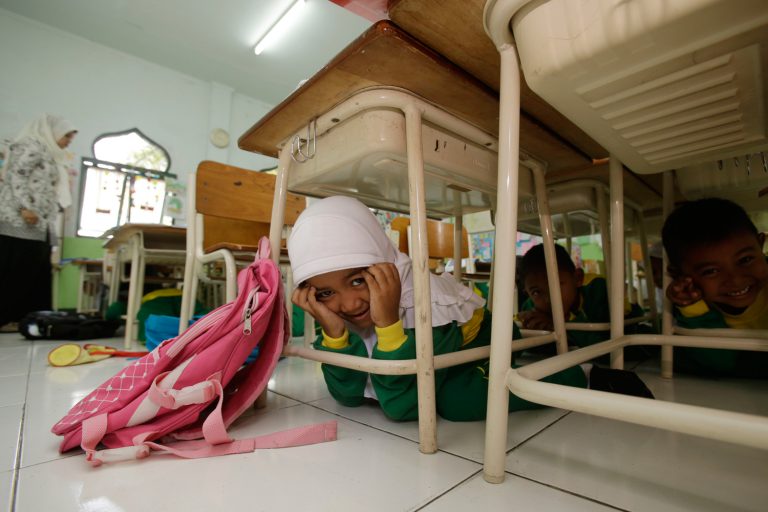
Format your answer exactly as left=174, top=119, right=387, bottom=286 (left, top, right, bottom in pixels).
left=195, top=160, right=305, bottom=253
left=390, top=217, right=470, bottom=259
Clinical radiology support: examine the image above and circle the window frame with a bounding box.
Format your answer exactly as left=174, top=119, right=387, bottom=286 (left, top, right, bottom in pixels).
left=76, top=128, right=177, bottom=238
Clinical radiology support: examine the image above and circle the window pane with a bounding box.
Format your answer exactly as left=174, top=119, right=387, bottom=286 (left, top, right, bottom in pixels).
left=93, top=131, right=169, bottom=172
left=129, top=176, right=167, bottom=224
left=77, top=166, right=126, bottom=237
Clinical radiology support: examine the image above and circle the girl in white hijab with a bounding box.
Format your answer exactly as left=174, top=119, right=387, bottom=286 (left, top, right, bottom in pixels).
left=289, top=196, right=587, bottom=421
left=0, top=114, right=77, bottom=331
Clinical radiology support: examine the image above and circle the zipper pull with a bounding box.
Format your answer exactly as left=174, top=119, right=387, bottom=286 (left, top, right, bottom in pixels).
left=243, top=308, right=252, bottom=335
left=241, top=287, right=260, bottom=335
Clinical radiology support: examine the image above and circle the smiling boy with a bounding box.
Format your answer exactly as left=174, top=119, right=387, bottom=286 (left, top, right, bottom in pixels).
left=662, top=197, right=768, bottom=376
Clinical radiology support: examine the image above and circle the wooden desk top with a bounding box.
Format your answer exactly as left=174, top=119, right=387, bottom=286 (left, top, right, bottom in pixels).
left=102, top=224, right=186, bottom=250
left=238, top=20, right=594, bottom=174
left=388, top=0, right=606, bottom=162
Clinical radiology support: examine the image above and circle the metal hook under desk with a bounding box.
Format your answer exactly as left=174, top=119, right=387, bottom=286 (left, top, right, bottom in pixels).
left=290, top=118, right=317, bottom=164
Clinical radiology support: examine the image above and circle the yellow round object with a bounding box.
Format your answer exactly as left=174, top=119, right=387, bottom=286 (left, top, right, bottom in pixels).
left=48, top=344, right=83, bottom=367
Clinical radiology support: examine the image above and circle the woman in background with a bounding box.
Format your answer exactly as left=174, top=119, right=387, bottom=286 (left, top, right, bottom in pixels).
left=0, top=114, right=77, bottom=331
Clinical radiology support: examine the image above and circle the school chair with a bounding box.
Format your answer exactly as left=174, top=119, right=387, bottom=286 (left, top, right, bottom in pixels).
left=389, top=216, right=470, bottom=277
left=482, top=0, right=768, bottom=483
left=178, top=161, right=306, bottom=335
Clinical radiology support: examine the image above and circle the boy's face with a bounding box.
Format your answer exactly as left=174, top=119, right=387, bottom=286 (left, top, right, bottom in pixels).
left=305, top=267, right=373, bottom=329
left=677, top=232, right=768, bottom=314
left=523, top=268, right=583, bottom=317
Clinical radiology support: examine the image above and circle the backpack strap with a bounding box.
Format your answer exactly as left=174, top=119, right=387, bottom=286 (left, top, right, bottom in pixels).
left=81, top=413, right=151, bottom=467
left=141, top=421, right=338, bottom=459
left=84, top=421, right=338, bottom=465
left=257, top=236, right=271, bottom=260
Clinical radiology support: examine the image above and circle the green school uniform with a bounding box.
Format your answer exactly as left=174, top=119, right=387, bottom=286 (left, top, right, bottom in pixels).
left=313, top=309, right=587, bottom=422
left=673, top=290, right=768, bottom=378
left=521, top=275, right=652, bottom=350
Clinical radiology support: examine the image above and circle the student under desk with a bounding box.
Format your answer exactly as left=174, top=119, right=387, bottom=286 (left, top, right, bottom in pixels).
left=237, top=20, right=601, bottom=454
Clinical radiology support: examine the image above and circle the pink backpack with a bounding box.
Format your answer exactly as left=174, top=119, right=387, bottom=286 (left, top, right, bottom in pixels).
left=52, top=237, right=336, bottom=466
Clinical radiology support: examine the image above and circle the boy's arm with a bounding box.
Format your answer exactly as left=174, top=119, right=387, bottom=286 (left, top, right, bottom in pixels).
left=673, top=301, right=728, bottom=329
left=371, top=321, right=464, bottom=421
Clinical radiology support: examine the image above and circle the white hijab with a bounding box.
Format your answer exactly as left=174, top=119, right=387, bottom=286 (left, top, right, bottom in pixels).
left=10, top=114, right=77, bottom=208
left=288, top=196, right=485, bottom=334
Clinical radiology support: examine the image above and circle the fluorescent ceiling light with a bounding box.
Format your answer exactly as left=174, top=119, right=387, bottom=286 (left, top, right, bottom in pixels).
left=254, top=0, right=306, bottom=55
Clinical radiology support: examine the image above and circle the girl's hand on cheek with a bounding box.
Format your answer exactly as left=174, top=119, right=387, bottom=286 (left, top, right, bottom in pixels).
left=292, top=286, right=346, bottom=338
left=363, top=263, right=401, bottom=328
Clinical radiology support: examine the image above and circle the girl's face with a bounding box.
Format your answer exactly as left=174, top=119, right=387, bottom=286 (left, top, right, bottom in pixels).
left=306, top=267, right=373, bottom=329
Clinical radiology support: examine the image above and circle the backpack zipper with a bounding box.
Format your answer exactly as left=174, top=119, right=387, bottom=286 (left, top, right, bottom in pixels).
left=242, top=286, right=260, bottom=335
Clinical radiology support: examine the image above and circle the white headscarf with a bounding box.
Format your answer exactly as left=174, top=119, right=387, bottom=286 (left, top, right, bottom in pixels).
left=288, top=196, right=485, bottom=333
left=12, top=114, right=77, bottom=208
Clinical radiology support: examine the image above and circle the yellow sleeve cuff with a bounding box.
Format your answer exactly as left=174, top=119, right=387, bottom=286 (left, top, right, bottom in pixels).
left=678, top=300, right=710, bottom=318
left=460, top=307, right=485, bottom=346
left=375, top=320, right=408, bottom=352
left=321, top=329, right=349, bottom=349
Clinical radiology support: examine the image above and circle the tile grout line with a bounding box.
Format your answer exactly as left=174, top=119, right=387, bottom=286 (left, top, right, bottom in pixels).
left=8, top=341, right=35, bottom=512
left=413, top=468, right=484, bottom=511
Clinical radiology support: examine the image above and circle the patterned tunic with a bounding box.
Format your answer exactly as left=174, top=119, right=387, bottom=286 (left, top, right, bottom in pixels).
left=0, top=137, right=60, bottom=241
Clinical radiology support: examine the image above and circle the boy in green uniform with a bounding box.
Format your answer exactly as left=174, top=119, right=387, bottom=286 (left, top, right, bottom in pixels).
left=288, top=196, right=588, bottom=422
left=517, top=243, right=649, bottom=350
left=662, top=197, right=768, bottom=377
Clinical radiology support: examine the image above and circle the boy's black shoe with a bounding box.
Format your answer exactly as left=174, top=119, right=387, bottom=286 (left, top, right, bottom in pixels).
left=589, top=366, right=655, bottom=399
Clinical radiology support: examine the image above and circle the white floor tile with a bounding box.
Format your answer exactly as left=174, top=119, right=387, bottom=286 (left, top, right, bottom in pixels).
left=4, top=333, right=768, bottom=511
left=0, top=346, right=31, bottom=377
left=0, top=374, right=27, bottom=407
left=422, top=471, right=616, bottom=511
left=0, top=470, right=13, bottom=512
left=269, top=356, right=333, bottom=402
left=0, top=332, right=32, bottom=348
left=16, top=404, right=480, bottom=512
left=312, top=395, right=568, bottom=462
left=0, top=405, right=22, bottom=472
left=506, top=371, right=768, bottom=512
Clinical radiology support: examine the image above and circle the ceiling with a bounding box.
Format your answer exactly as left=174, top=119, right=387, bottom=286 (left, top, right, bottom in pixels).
left=0, top=0, right=372, bottom=106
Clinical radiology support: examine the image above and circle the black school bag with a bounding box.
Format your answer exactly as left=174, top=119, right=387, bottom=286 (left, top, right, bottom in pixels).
left=19, top=311, right=120, bottom=340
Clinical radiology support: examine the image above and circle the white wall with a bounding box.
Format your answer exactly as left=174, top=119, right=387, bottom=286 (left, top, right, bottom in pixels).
left=0, top=9, right=277, bottom=236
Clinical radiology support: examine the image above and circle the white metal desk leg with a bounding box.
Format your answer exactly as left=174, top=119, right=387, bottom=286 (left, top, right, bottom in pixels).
left=123, top=233, right=142, bottom=348
left=532, top=161, right=568, bottom=355
left=637, top=210, right=657, bottom=328
left=661, top=172, right=675, bottom=378
left=271, top=148, right=293, bottom=348
left=180, top=179, right=197, bottom=334
left=483, top=43, right=521, bottom=484
left=304, top=312, right=315, bottom=347
left=106, top=250, right=120, bottom=305
left=269, top=149, right=291, bottom=267
left=597, top=188, right=611, bottom=290
left=404, top=103, right=437, bottom=454
left=609, top=156, right=625, bottom=369
left=453, top=192, right=463, bottom=283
